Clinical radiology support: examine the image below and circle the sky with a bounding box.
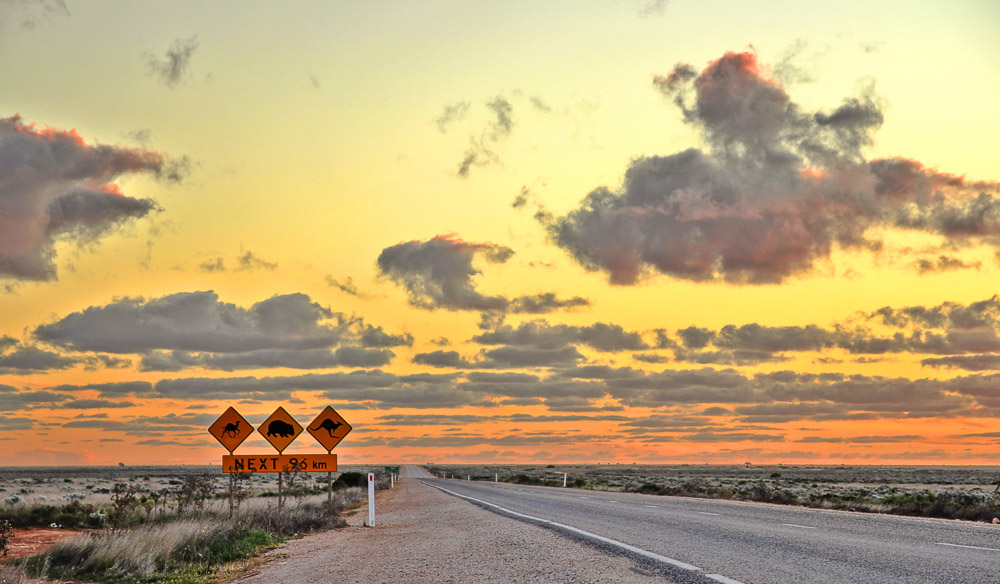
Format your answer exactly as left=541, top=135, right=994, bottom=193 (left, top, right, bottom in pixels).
left=1, top=0, right=1000, bottom=467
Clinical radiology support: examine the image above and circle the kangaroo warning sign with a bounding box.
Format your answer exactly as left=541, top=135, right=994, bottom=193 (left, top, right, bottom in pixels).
left=258, top=406, right=302, bottom=453
left=306, top=406, right=352, bottom=452
left=208, top=407, right=252, bottom=453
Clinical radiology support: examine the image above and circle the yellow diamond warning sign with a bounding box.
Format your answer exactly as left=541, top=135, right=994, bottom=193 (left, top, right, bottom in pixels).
left=208, top=407, right=252, bottom=453
left=258, top=406, right=302, bottom=453
left=306, top=406, right=352, bottom=452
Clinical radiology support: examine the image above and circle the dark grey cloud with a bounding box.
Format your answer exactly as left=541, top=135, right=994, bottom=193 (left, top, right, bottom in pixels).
left=378, top=235, right=586, bottom=316
left=508, top=293, right=590, bottom=314
left=456, top=96, right=514, bottom=177
left=0, top=342, right=78, bottom=372
left=378, top=235, right=511, bottom=311
left=436, top=101, right=470, bottom=133
left=52, top=381, right=154, bottom=397
left=413, top=350, right=481, bottom=369
left=912, top=255, right=981, bottom=274
left=0, top=415, right=33, bottom=430
left=325, top=276, right=372, bottom=299
left=0, top=0, right=69, bottom=30
left=360, top=325, right=413, bottom=348
left=35, top=291, right=408, bottom=372
left=0, top=115, right=178, bottom=281
left=482, top=346, right=584, bottom=367
left=236, top=251, right=277, bottom=271
left=62, top=399, right=136, bottom=409
left=0, top=389, right=72, bottom=410
left=144, top=35, right=199, bottom=88
left=539, top=50, right=1000, bottom=285
left=921, top=354, right=1000, bottom=371
left=141, top=346, right=395, bottom=372
left=473, top=319, right=647, bottom=352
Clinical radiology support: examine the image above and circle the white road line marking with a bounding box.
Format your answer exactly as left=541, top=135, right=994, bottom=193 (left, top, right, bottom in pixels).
left=781, top=524, right=816, bottom=529
left=645, top=504, right=659, bottom=508
left=936, top=542, right=1000, bottom=552
left=427, top=482, right=703, bottom=572
left=699, top=512, right=721, bottom=516
left=705, top=574, right=746, bottom=584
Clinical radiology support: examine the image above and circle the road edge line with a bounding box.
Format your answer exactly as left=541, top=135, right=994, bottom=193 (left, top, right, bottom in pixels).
left=423, top=480, right=750, bottom=581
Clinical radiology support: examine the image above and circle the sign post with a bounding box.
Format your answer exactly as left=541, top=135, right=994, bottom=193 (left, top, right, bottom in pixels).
left=258, top=407, right=303, bottom=509
left=210, top=404, right=353, bottom=514
left=208, top=407, right=253, bottom=516
left=367, top=472, right=375, bottom=527
left=307, top=406, right=353, bottom=508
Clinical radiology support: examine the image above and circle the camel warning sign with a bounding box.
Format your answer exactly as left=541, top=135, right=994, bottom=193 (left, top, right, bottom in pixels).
left=306, top=406, right=352, bottom=452
left=208, top=407, right=252, bottom=453
left=258, top=406, right=302, bottom=454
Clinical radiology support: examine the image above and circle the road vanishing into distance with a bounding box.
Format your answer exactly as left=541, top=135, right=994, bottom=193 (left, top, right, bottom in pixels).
left=413, top=470, right=999, bottom=584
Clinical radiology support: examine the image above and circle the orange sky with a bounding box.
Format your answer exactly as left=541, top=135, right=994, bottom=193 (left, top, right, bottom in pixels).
left=1, top=1, right=1000, bottom=467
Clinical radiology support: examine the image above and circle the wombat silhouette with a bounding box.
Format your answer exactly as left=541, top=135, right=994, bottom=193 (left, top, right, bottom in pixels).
left=222, top=421, right=241, bottom=438
left=266, top=419, right=295, bottom=438
left=310, top=418, right=343, bottom=437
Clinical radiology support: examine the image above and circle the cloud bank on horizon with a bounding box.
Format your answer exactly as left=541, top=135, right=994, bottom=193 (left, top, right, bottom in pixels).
left=540, top=51, right=1000, bottom=285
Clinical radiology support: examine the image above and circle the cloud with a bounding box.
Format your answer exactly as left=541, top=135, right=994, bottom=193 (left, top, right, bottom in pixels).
left=0, top=342, right=78, bottom=372
left=36, top=291, right=344, bottom=353
left=473, top=319, right=647, bottom=352
left=236, top=251, right=277, bottom=271
left=508, top=293, right=590, bottom=314
left=0, top=389, right=72, bottom=410
left=140, top=346, right=394, bottom=372
left=456, top=96, right=515, bottom=177
left=325, top=275, right=372, bottom=298
left=912, top=255, right=981, bottom=274
left=0, top=115, right=178, bottom=281
left=0, top=0, right=69, bottom=30
left=378, top=235, right=511, bottom=311
left=144, top=35, right=199, bottom=88
left=637, top=0, right=669, bottom=18
left=539, top=50, right=1000, bottom=285
left=0, top=415, right=33, bottom=430
left=35, top=290, right=410, bottom=371
left=436, top=101, right=470, bottom=133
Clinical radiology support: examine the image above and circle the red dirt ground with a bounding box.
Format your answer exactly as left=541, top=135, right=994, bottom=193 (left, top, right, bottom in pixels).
left=5, top=528, right=81, bottom=559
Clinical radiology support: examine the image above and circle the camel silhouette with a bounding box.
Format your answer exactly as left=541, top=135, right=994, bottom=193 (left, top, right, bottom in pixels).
left=222, top=421, right=241, bottom=439
left=310, top=418, right=343, bottom=437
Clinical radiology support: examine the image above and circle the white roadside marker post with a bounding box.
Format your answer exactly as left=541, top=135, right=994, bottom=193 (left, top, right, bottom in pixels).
left=391, top=473, right=395, bottom=488
left=495, top=472, right=498, bottom=483
left=367, top=472, right=375, bottom=527
left=564, top=473, right=567, bottom=487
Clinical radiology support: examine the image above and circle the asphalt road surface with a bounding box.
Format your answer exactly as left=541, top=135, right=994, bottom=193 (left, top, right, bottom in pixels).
left=417, top=471, right=1000, bottom=584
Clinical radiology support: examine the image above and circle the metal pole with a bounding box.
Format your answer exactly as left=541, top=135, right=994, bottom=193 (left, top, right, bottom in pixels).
left=228, top=473, right=234, bottom=518
left=564, top=473, right=567, bottom=488
left=367, top=472, right=375, bottom=527
left=278, top=472, right=283, bottom=509
left=326, top=448, right=333, bottom=508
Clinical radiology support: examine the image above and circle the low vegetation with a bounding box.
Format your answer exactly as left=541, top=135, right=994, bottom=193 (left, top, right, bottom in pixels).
left=0, top=466, right=388, bottom=584
left=427, top=464, right=1000, bottom=523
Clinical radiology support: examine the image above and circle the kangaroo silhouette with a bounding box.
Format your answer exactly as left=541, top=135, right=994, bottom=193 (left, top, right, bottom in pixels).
left=266, top=419, right=296, bottom=438
left=222, top=421, right=241, bottom=439
left=310, top=418, right=343, bottom=437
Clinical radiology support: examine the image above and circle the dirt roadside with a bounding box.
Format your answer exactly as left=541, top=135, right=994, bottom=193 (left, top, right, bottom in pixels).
left=230, top=473, right=678, bottom=584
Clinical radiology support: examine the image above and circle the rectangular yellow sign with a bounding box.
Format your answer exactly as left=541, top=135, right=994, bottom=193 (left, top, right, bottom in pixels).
left=222, top=454, right=337, bottom=473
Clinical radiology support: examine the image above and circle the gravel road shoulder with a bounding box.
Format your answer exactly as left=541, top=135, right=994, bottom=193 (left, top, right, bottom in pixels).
left=230, top=473, right=679, bottom=584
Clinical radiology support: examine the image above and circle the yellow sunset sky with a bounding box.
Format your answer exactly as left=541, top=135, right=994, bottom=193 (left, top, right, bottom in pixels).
left=1, top=0, right=999, bottom=466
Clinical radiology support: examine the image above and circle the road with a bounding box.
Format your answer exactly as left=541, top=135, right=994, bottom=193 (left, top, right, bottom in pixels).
left=415, top=469, right=1000, bottom=584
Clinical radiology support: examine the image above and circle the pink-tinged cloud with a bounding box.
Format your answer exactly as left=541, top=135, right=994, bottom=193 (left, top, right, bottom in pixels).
left=0, top=115, right=179, bottom=281
left=542, top=51, right=1000, bottom=284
